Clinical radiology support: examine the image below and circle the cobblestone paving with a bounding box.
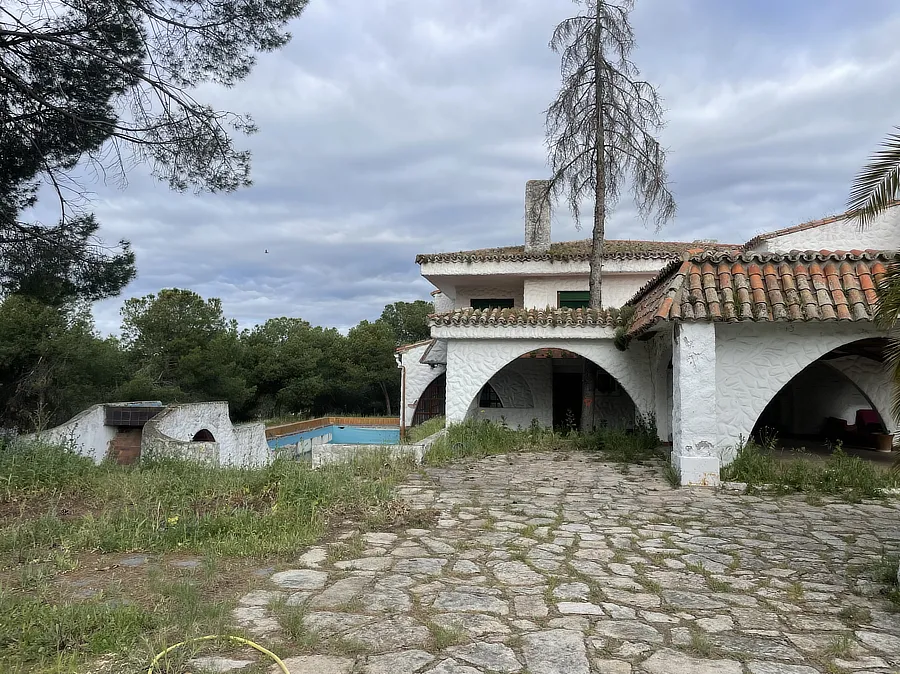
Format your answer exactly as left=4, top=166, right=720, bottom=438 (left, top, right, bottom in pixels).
left=230, top=452, right=900, bottom=673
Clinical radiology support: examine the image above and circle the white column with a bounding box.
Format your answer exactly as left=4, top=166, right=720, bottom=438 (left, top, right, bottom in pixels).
left=672, top=322, right=720, bottom=485
left=445, top=341, right=478, bottom=424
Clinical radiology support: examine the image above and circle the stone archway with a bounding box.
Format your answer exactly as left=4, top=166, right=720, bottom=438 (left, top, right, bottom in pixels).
left=716, top=323, right=890, bottom=460
left=445, top=338, right=653, bottom=428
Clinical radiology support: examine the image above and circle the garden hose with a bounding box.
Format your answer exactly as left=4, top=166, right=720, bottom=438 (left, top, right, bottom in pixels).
left=146, top=634, right=290, bottom=674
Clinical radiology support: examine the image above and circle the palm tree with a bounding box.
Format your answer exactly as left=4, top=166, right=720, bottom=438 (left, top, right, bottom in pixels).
left=848, top=129, right=900, bottom=447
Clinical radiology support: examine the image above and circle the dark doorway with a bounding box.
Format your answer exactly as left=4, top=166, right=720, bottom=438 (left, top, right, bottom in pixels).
left=553, top=372, right=582, bottom=430
left=413, top=374, right=446, bottom=426
left=192, top=429, right=215, bottom=442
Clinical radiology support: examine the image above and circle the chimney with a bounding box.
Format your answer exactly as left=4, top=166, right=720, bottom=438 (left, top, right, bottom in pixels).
left=525, top=180, right=551, bottom=254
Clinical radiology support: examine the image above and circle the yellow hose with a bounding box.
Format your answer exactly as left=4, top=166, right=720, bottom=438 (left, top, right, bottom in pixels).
left=146, top=634, right=290, bottom=674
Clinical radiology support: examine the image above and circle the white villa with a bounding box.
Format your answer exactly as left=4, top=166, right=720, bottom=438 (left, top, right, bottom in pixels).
left=397, top=180, right=900, bottom=485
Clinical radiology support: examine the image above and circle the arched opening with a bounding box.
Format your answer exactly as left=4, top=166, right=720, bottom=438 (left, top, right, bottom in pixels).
left=413, top=374, right=446, bottom=426
left=751, top=338, right=893, bottom=455
left=192, top=429, right=215, bottom=442
left=478, top=384, right=503, bottom=408
left=469, top=348, right=639, bottom=431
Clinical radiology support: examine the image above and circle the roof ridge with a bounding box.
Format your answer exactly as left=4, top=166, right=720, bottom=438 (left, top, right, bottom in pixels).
left=743, top=201, right=900, bottom=249
left=417, top=238, right=741, bottom=264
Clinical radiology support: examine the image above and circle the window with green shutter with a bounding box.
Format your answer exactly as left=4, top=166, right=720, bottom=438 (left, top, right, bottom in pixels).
left=558, top=291, right=590, bottom=309
left=471, top=299, right=515, bottom=310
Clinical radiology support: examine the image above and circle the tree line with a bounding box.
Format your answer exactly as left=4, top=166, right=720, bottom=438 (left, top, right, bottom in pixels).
left=0, top=291, right=432, bottom=431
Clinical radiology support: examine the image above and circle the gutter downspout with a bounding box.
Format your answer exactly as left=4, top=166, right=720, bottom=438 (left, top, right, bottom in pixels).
left=395, top=352, right=406, bottom=441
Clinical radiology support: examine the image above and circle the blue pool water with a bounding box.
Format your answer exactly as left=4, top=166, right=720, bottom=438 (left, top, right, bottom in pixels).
left=268, top=424, right=400, bottom=449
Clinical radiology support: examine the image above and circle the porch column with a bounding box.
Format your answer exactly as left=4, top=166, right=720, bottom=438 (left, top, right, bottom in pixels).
left=444, top=341, right=477, bottom=424
left=672, top=322, right=720, bottom=485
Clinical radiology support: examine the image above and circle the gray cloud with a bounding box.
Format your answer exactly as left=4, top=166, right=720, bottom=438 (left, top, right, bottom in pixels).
left=39, top=0, right=900, bottom=333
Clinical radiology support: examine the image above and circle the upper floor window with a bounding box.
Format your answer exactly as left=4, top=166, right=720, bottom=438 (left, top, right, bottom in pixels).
left=479, top=384, right=503, bottom=408
left=471, top=298, right=515, bottom=310
left=558, top=291, right=590, bottom=309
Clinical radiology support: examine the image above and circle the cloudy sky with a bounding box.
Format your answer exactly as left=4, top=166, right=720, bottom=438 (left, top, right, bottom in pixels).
left=53, top=0, right=900, bottom=333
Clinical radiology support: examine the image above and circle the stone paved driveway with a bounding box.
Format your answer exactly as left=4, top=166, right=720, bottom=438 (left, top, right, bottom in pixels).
left=232, top=452, right=900, bottom=673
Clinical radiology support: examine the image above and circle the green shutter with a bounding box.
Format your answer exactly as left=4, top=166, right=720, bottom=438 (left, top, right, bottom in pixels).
left=558, top=291, right=590, bottom=309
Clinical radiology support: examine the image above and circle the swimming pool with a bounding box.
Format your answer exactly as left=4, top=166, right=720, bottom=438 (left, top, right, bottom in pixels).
left=267, top=423, right=400, bottom=450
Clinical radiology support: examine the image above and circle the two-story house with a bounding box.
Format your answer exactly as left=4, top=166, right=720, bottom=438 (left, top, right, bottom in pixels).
left=398, top=180, right=900, bottom=485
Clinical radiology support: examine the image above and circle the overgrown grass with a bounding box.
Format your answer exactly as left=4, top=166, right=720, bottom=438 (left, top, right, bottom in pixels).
left=423, top=418, right=666, bottom=471
left=1, top=441, right=415, bottom=562
left=0, top=440, right=423, bottom=672
left=721, top=439, right=900, bottom=501
left=574, top=420, right=662, bottom=463
left=423, top=419, right=566, bottom=465
left=405, top=416, right=445, bottom=444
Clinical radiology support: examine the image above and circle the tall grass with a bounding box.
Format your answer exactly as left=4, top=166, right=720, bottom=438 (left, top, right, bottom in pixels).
left=423, top=417, right=662, bottom=466
left=721, top=440, right=899, bottom=501
left=0, top=442, right=415, bottom=563
left=405, top=416, right=445, bottom=444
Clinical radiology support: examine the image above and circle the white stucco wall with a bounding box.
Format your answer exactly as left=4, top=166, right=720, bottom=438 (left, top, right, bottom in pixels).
left=454, top=285, right=525, bottom=309
left=646, top=331, right=674, bottom=443
left=522, top=274, right=658, bottom=309
left=399, top=342, right=446, bottom=429
left=749, top=207, right=900, bottom=253
left=715, top=322, right=887, bottom=462
left=472, top=358, right=551, bottom=429
left=825, top=355, right=895, bottom=433
left=770, top=362, right=870, bottom=435
left=672, top=323, right=719, bottom=486
left=144, top=402, right=270, bottom=467
left=444, top=336, right=654, bottom=428
left=432, top=291, right=454, bottom=313
left=28, top=404, right=115, bottom=463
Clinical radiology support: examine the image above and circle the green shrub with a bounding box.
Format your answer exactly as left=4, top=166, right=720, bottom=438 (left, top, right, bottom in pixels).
left=722, top=439, right=899, bottom=501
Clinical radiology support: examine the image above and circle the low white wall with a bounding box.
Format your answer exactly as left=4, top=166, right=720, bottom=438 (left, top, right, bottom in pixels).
left=143, top=402, right=270, bottom=467
left=28, top=404, right=115, bottom=464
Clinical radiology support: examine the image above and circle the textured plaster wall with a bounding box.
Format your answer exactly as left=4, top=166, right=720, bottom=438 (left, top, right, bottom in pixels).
left=454, top=285, right=525, bottom=309
left=523, top=277, right=587, bottom=309
left=445, top=337, right=653, bottom=427
left=672, top=323, right=719, bottom=485
left=646, top=331, right=674, bottom=442
left=400, top=342, right=446, bottom=428
left=473, top=358, right=551, bottom=429
left=29, top=404, right=115, bottom=463
left=825, top=355, right=895, bottom=433
left=433, top=292, right=454, bottom=314
left=144, top=402, right=270, bottom=467
left=778, top=363, right=871, bottom=435
left=750, top=208, right=900, bottom=253
left=715, top=322, right=886, bottom=460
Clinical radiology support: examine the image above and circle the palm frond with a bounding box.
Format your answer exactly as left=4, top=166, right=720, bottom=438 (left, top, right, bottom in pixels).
left=848, top=128, right=900, bottom=226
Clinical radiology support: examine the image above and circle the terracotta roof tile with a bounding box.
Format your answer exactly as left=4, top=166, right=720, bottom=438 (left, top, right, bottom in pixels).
left=429, top=307, right=620, bottom=329
left=416, top=239, right=740, bottom=264
left=626, top=250, right=899, bottom=338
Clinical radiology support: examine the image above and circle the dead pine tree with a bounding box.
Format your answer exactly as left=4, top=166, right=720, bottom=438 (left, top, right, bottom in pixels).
left=544, top=0, right=676, bottom=432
